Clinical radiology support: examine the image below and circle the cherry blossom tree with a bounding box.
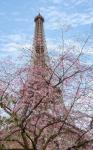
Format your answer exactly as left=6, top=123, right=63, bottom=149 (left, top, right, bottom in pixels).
left=0, top=42, right=93, bottom=150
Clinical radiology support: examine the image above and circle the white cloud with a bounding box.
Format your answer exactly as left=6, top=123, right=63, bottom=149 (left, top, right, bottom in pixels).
left=41, top=6, right=93, bottom=29
left=64, top=39, right=93, bottom=55
left=1, top=33, right=92, bottom=56
left=46, top=37, right=93, bottom=59
left=47, top=39, right=60, bottom=53
left=0, top=33, right=93, bottom=66
left=0, top=34, right=32, bottom=53
left=48, top=0, right=89, bottom=6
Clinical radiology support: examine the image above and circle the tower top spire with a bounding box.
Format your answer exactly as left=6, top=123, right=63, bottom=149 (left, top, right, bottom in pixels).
left=34, top=13, right=44, bottom=22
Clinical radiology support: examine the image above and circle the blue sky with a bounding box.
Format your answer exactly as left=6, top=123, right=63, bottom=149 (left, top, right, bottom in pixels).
left=0, top=0, right=93, bottom=64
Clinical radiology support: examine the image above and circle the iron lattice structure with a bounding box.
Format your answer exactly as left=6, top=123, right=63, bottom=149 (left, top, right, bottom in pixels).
left=32, top=13, right=49, bottom=68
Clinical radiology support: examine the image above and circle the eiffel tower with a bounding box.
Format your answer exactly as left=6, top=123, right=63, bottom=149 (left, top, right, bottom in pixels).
left=31, top=13, right=66, bottom=114
left=21, top=13, right=67, bottom=120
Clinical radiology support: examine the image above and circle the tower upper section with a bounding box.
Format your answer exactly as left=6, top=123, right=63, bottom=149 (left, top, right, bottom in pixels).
left=32, top=13, right=48, bottom=67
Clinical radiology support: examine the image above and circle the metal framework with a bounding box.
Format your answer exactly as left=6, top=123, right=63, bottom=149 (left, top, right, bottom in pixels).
left=32, top=13, right=49, bottom=68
